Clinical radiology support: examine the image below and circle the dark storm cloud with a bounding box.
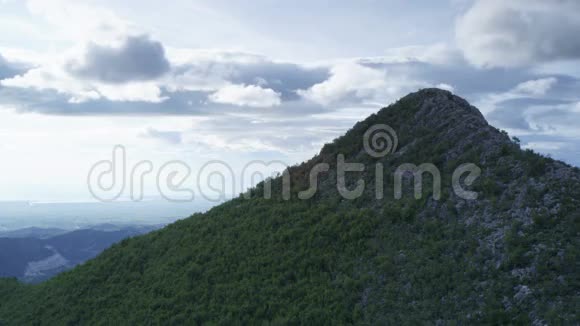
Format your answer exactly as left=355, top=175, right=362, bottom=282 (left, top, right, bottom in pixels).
left=66, top=35, right=170, bottom=83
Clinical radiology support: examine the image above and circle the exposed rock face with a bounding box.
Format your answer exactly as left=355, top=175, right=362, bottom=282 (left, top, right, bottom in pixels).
left=287, top=88, right=580, bottom=323
left=23, top=246, right=70, bottom=282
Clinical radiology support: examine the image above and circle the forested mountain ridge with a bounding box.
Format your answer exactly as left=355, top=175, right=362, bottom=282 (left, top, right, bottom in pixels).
left=0, top=89, right=578, bottom=324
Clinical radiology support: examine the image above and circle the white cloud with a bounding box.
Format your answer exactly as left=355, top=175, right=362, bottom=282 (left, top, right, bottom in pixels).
left=514, top=77, right=558, bottom=96
left=523, top=141, right=566, bottom=151
left=0, top=46, right=51, bottom=67
left=179, top=115, right=345, bottom=155
left=0, top=33, right=170, bottom=103
left=94, top=82, right=167, bottom=103
left=166, top=48, right=265, bottom=66
left=1, top=58, right=167, bottom=103
left=164, top=49, right=328, bottom=97
left=163, top=49, right=260, bottom=93
left=1, top=64, right=98, bottom=102
left=209, top=84, right=281, bottom=108
left=456, top=0, right=580, bottom=68
left=298, top=60, right=434, bottom=107
left=522, top=103, right=580, bottom=138
left=436, top=83, right=455, bottom=92
left=25, top=0, right=134, bottom=43
left=140, top=127, right=182, bottom=145
left=298, top=62, right=387, bottom=106
left=0, top=45, right=327, bottom=111
left=363, top=43, right=460, bottom=66
left=476, top=77, right=558, bottom=114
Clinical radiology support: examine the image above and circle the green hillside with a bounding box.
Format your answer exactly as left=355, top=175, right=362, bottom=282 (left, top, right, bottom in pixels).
left=1, top=89, right=578, bottom=325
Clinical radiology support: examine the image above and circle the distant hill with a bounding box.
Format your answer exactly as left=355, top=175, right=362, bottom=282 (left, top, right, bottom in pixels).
left=0, top=89, right=578, bottom=324
left=0, top=225, right=160, bottom=283
left=0, top=227, right=68, bottom=239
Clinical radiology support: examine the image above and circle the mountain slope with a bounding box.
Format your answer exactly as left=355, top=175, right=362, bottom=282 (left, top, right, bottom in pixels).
left=0, top=89, right=578, bottom=324
left=0, top=226, right=160, bottom=283
left=0, top=227, right=68, bottom=239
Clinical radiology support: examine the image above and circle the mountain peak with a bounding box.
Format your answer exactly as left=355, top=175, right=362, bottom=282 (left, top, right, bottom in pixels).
left=396, top=88, right=487, bottom=125
left=318, top=88, right=498, bottom=163
left=403, top=87, right=454, bottom=98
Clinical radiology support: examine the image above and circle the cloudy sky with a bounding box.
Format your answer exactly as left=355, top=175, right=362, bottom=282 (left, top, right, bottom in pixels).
left=1, top=0, right=579, bottom=202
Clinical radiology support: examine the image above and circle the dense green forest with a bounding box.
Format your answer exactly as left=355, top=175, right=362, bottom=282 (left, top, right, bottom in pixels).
left=0, top=89, right=578, bottom=324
